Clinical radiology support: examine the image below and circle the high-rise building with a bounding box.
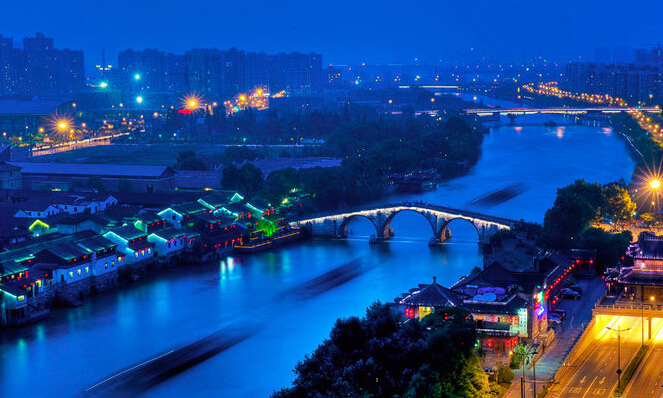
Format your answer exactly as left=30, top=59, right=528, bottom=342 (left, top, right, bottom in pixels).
left=164, top=53, right=186, bottom=93
left=0, top=33, right=84, bottom=96
left=118, top=48, right=166, bottom=92
left=564, top=61, right=662, bottom=102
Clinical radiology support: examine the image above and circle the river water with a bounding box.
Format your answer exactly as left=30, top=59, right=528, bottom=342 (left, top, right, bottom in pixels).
left=0, top=98, right=636, bottom=398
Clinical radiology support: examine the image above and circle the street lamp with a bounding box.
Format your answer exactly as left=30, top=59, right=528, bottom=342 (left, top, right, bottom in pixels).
left=136, top=96, right=144, bottom=105
left=134, top=73, right=141, bottom=81
left=606, top=325, right=632, bottom=388
left=651, top=179, right=661, bottom=219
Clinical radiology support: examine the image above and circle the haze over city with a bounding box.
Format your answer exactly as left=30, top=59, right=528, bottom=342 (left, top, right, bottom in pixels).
left=2, top=0, right=663, bottom=67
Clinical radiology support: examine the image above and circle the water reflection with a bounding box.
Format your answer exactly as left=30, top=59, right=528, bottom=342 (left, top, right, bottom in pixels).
left=0, top=100, right=638, bottom=398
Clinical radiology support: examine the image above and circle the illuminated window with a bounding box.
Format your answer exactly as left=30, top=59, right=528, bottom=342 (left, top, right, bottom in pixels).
left=69, top=271, right=73, bottom=279
left=111, top=261, right=115, bottom=267
left=105, top=263, right=108, bottom=269
left=77, top=269, right=82, bottom=276
left=147, top=248, right=151, bottom=254
left=85, top=267, right=89, bottom=274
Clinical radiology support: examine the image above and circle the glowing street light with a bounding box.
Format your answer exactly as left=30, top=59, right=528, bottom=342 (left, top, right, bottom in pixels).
left=651, top=179, right=661, bottom=190
left=58, top=121, right=68, bottom=130
left=136, top=96, right=144, bottom=104
left=134, top=74, right=141, bottom=81
left=182, top=93, right=203, bottom=112
left=99, top=81, right=108, bottom=88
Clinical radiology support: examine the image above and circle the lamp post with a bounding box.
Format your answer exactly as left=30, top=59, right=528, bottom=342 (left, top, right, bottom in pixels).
left=651, top=179, right=661, bottom=223
left=183, top=94, right=202, bottom=136
left=607, top=325, right=632, bottom=388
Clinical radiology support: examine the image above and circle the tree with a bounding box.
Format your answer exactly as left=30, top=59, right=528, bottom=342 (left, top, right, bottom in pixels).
left=175, top=150, right=207, bottom=171
left=543, top=180, right=605, bottom=248
left=116, top=178, right=133, bottom=193
left=222, top=163, right=264, bottom=198
left=576, top=228, right=632, bottom=273
left=603, top=183, right=636, bottom=222
left=86, top=176, right=105, bottom=192
left=496, top=365, right=514, bottom=384
left=273, top=303, right=491, bottom=398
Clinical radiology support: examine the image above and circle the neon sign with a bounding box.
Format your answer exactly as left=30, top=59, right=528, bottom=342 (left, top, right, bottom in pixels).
left=534, top=290, right=546, bottom=320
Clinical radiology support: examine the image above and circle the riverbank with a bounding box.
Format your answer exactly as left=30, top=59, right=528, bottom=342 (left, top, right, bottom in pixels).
left=0, top=97, right=638, bottom=398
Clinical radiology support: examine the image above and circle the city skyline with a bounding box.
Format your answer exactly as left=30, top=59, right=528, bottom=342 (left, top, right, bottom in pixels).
left=2, top=0, right=662, bottom=70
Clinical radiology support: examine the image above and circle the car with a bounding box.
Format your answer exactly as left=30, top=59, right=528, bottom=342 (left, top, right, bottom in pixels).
left=567, top=285, right=583, bottom=294
left=548, top=316, right=562, bottom=325
left=551, top=309, right=566, bottom=320
left=560, top=288, right=581, bottom=300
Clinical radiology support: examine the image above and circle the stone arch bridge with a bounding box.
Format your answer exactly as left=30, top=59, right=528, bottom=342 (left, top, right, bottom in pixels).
left=290, top=202, right=516, bottom=245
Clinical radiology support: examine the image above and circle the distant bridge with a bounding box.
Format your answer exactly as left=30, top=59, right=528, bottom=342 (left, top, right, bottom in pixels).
left=290, top=202, right=516, bottom=245
left=465, top=107, right=661, bottom=117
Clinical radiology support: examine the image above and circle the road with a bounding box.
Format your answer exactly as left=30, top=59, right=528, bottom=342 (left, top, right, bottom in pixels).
left=547, top=316, right=642, bottom=398
left=621, top=320, right=663, bottom=398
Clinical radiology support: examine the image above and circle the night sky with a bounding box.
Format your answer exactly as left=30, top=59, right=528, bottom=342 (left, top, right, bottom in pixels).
left=2, top=0, right=662, bottom=68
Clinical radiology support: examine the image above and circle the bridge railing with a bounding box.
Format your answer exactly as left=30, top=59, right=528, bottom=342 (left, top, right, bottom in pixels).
left=289, top=202, right=517, bottom=226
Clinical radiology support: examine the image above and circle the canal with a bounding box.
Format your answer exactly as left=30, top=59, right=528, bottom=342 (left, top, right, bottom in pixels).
left=0, top=105, right=636, bottom=398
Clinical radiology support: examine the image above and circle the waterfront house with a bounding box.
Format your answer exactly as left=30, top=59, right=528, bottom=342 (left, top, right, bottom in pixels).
left=197, top=191, right=244, bottom=212
left=133, top=210, right=167, bottom=233
left=74, top=232, right=123, bottom=279
left=452, top=262, right=549, bottom=342
left=158, top=201, right=210, bottom=229
left=0, top=281, right=28, bottom=326
left=399, top=276, right=468, bottom=319
left=103, top=225, right=154, bottom=265
left=147, top=227, right=199, bottom=258
left=32, top=243, right=94, bottom=285
left=192, top=212, right=243, bottom=251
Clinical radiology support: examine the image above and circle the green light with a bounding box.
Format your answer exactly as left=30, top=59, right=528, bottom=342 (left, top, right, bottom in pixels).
left=99, top=82, right=108, bottom=88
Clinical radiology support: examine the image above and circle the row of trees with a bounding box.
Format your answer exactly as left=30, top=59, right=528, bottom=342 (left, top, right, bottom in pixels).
left=221, top=115, right=485, bottom=211
left=542, top=179, right=634, bottom=271
left=272, top=303, right=498, bottom=398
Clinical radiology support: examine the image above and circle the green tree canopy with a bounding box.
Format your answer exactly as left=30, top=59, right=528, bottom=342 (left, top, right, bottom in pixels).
left=603, top=183, right=636, bottom=222
left=272, top=303, right=492, bottom=398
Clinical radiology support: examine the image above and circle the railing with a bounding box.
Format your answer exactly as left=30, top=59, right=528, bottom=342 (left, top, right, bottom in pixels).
left=290, top=202, right=517, bottom=226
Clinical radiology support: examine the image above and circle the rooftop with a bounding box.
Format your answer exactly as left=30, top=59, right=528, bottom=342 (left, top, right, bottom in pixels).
left=400, top=277, right=468, bottom=307
left=8, top=162, right=175, bottom=179
left=105, top=225, right=146, bottom=242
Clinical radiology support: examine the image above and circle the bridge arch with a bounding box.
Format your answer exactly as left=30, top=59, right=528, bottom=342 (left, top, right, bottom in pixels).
left=338, top=214, right=380, bottom=238
left=380, top=208, right=437, bottom=240
left=438, top=217, right=483, bottom=242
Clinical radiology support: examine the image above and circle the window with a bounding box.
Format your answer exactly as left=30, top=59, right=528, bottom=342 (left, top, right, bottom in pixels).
left=105, top=262, right=108, bottom=269
left=111, top=261, right=115, bottom=267
left=77, top=269, right=82, bottom=276
left=85, top=267, right=89, bottom=274
left=147, top=248, right=151, bottom=254
left=69, top=271, right=73, bottom=279
left=135, top=252, right=139, bottom=258
left=168, top=241, right=171, bottom=248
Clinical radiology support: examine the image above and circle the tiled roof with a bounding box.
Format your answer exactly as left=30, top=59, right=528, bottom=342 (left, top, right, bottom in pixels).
left=400, top=278, right=468, bottom=307
left=9, top=162, right=175, bottom=178
left=149, top=227, right=187, bottom=241
left=169, top=201, right=209, bottom=216
left=105, top=225, right=146, bottom=241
